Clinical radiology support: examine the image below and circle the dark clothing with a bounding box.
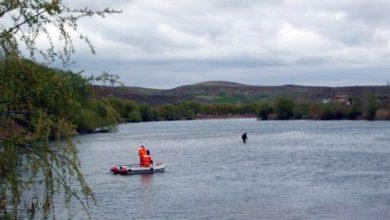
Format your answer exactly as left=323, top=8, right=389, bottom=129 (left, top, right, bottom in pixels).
left=242, top=133, right=247, bottom=143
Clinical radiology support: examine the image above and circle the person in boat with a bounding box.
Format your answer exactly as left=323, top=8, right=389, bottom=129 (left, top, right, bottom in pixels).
left=141, top=150, right=153, bottom=167
left=138, top=146, right=148, bottom=165
left=242, top=132, right=248, bottom=143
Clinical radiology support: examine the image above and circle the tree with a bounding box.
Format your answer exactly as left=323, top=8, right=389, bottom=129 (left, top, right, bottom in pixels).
left=139, top=104, right=152, bottom=122
left=256, top=102, right=273, bottom=120
left=179, top=102, right=195, bottom=119
left=366, top=93, right=378, bottom=120
left=128, top=109, right=142, bottom=123
left=275, top=98, right=295, bottom=119
left=294, top=103, right=309, bottom=119
left=238, top=103, right=256, bottom=115
left=0, top=1, right=120, bottom=218
left=346, top=104, right=362, bottom=119
left=188, top=102, right=203, bottom=116
left=1, top=0, right=120, bottom=62
left=159, top=104, right=177, bottom=120
left=151, top=109, right=161, bottom=121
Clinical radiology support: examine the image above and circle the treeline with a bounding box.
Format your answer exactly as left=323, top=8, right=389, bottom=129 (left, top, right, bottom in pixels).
left=255, top=97, right=386, bottom=120
left=106, top=99, right=259, bottom=122
left=105, top=96, right=389, bottom=122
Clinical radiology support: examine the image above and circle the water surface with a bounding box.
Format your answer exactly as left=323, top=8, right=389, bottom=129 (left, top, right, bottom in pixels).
left=64, top=119, right=390, bottom=219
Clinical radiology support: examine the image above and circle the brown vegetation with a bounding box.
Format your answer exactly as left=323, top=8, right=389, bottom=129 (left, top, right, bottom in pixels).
left=93, top=81, right=390, bottom=106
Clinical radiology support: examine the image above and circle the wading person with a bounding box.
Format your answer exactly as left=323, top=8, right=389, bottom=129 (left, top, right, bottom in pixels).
left=242, top=132, right=248, bottom=143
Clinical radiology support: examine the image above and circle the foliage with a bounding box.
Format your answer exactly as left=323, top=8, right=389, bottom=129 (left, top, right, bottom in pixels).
left=0, top=0, right=120, bottom=218
left=188, top=102, right=203, bottom=115
left=275, top=98, right=295, bottom=119
left=0, top=0, right=120, bottom=62
left=77, top=99, right=119, bottom=132
left=256, top=102, right=273, bottom=120
left=213, top=92, right=269, bottom=103
left=139, top=105, right=153, bottom=122
left=346, top=105, right=362, bottom=119
left=0, top=59, right=120, bottom=218
left=318, top=103, right=345, bottom=120
left=151, top=109, right=161, bottom=121
left=366, top=93, right=378, bottom=120
left=159, top=104, right=178, bottom=121
left=107, top=98, right=138, bottom=121
left=128, top=110, right=142, bottom=123
left=293, top=103, right=309, bottom=119
left=106, top=97, right=388, bottom=123
left=214, top=92, right=251, bottom=103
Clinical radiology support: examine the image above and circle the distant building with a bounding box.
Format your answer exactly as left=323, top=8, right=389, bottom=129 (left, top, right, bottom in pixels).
left=322, top=98, right=331, bottom=104
left=333, top=94, right=351, bottom=105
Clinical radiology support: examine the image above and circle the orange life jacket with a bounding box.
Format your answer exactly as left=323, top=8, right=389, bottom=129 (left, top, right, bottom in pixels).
left=138, top=147, right=147, bottom=165
left=138, top=147, right=147, bottom=157
left=141, top=155, right=153, bottom=167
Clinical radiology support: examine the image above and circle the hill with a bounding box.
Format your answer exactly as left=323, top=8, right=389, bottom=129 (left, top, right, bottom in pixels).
left=93, top=81, right=390, bottom=105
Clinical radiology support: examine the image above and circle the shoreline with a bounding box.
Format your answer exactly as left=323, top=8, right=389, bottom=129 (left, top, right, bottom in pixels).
left=194, top=114, right=257, bottom=120
left=118, top=114, right=389, bottom=124
left=83, top=116, right=389, bottom=134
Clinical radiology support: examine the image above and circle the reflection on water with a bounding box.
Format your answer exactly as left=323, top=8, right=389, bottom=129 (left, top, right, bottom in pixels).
left=57, top=119, right=390, bottom=219
left=140, top=174, right=153, bottom=187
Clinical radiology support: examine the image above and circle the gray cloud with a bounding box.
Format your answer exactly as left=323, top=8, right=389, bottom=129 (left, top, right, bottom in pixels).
left=51, top=0, right=390, bottom=88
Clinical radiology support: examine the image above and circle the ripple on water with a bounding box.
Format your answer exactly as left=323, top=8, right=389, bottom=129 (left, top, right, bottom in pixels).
left=53, top=119, right=390, bottom=219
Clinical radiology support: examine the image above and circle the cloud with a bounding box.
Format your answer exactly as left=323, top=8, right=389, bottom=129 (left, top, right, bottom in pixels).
left=45, top=0, right=390, bottom=88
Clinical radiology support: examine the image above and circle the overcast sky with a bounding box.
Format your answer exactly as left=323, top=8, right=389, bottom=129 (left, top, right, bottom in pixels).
left=58, top=0, right=390, bottom=88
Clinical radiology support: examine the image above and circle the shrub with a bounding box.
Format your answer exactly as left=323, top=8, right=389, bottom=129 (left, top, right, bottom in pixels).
left=275, top=98, right=295, bottom=119
left=256, top=102, right=273, bottom=120
left=128, top=110, right=142, bottom=122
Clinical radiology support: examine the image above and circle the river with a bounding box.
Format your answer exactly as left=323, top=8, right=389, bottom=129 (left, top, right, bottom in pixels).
left=60, top=119, right=390, bottom=219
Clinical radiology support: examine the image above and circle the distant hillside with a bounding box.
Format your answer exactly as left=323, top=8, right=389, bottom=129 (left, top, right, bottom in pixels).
left=93, top=81, right=390, bottom=105
left=189, top=81, right=248, bottom=87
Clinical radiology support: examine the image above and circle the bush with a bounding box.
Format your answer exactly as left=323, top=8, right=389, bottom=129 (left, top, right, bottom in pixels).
left=256, top=102, right=273, bottom=120
left=159, top=104, right=177, bottom=120
left=318, top=103, right=346, bottom=120
left=275, top=98, right=295, bottom=119
left=151, top=109, right=161, bottom=121
left=346, top=105, right=362, bottom=119
left=139, top=104, right=153, bottom=121
left=128, top=110, right=142, bottom=122
left=294, top=103, right=309, bottom=119
left=366, top=93, right=378, bottom=120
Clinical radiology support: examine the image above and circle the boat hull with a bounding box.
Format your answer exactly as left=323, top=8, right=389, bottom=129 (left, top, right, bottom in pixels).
left=111, top=163, right=165, bottom=175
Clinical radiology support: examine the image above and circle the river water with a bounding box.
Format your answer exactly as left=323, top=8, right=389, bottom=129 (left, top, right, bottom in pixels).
left=61, top=119, right=390, bottom=219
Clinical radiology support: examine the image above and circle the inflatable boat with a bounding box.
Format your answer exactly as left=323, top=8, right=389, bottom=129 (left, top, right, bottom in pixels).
left=110, top=163, right=166, bottom=175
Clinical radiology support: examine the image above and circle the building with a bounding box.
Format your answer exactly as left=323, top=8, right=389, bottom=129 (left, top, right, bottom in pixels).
left=321, top=98, right=331, bottom=104
left=333, top=94, right=351, bottom=105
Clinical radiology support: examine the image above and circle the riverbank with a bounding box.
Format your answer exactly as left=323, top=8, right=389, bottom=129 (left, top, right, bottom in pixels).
left=113, top=113, right=389, bottom=127
left=195, top=114, right=257, bottom=120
